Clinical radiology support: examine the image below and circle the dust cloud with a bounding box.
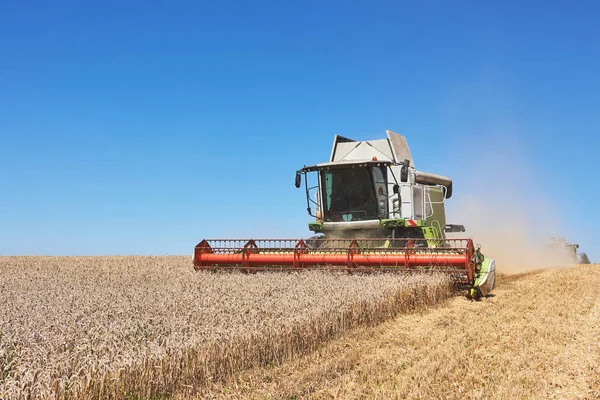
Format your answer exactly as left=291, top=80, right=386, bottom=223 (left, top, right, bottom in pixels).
left=446, top=136, right=576, bottom=273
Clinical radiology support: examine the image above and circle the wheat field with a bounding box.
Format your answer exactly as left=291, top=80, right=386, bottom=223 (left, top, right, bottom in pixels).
left=199, top=265, right=600, bottom=399
left=0, top=256, right=453, bottom=399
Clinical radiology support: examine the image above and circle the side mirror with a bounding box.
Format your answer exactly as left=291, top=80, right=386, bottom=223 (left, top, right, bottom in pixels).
left=400, top=159, right=410, bottom=183
left=393, top=184, right=399, bottom=194
left=295, top=171, right=302, bottom=188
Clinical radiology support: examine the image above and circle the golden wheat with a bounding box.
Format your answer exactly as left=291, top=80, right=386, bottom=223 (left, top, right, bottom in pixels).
left=201, top=266, right=600, bottom=400
left=0, top=256, right=453, bottom=399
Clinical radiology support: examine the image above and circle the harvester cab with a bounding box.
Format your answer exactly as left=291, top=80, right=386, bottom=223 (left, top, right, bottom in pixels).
left=296, top=130, right=455, bottom=244
left=194, top=130, right=496, bottom=299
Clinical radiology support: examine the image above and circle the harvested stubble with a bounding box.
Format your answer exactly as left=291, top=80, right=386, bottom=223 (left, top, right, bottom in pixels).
left=0, top=256, right=453, bottom=399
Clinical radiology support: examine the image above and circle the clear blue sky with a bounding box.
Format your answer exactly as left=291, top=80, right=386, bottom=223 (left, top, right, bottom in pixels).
left=1, top=1, right=598, bottom=260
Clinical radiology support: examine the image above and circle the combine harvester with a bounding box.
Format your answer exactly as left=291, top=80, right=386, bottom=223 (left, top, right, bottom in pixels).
left=547, top=237, right=588, bottom=264
left=194, top=130, right=496, bottom=298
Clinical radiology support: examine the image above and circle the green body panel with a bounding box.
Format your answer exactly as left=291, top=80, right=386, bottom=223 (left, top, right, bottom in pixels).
left=425, top=187, right=446, bottom=240
left=470, top=257, right=496, bottom=299
left=474, top=258, right=492, bottom=286
left=422, top=226, right=443, bottom=247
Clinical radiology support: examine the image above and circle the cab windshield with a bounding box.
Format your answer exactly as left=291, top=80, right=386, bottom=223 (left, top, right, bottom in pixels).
left=320, top=166, right=388, bottom=222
